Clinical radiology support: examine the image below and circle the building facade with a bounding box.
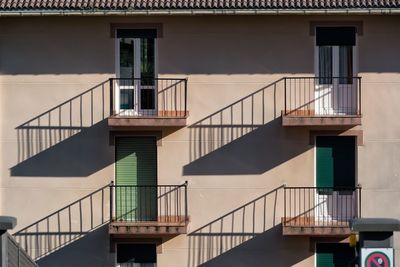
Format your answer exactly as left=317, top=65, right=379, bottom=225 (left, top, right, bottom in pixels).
left=0, top=2, right=400, bottom=266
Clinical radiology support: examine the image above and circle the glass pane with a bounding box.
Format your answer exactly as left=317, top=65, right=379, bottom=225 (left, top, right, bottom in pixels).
left=119, top=38, right=134, bottom=78
left=120, top=89, right=134, bottom=109
left=318, top=46, right=332, bottom=84
left=339, top=46, right=353, bottom=84
left=140, top=89, right=155, bottom=110
left=141, top=38, right=155, bottom=86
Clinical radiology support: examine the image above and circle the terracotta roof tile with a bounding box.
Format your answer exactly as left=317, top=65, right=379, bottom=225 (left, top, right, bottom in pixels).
left=1, top=0, right=400, bottom=10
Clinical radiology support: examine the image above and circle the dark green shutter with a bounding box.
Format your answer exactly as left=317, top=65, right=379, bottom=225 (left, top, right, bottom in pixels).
left=316, top=136, right=356, bottom=190
left=317, top=251, right=335, bottom=267
left=115, top=137, right=157, bottom=221
left=316, top=243, right=355, bottom=267
left=316, top=139, right=334, bottom=188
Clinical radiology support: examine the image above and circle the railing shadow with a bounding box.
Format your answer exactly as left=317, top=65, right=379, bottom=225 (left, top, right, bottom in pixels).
left=187, top=78, right=284, bottom=164
left=188, top=185, right=284, bottom=267
left=16, top=80, right=111, bottom=164
left=183, top=78, right=313, bottom=175
left=13, top=183, right=112, bottom=261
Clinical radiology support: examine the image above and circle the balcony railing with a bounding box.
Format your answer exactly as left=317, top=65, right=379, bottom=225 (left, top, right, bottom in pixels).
left=283, top=187, right=361, bottom=228
left=110, top=78, right=188, bottom=118
left=110, top=183, right=188, bottom=224
left=284, top=77, right=361, bottom=117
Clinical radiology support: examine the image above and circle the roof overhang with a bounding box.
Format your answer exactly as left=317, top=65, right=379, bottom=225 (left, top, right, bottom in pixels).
left=1, top=8, right=400, bottom=16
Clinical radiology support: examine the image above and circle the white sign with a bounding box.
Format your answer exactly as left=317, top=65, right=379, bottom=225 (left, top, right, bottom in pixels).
left=361, top=248, right=393, bottom=267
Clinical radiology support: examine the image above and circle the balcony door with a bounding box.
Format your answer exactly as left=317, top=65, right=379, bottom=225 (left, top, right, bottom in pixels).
left=315, top=27, right=357, bottom=115
left=315, top=136, right=356, bottom=224
left=115, top=136, right=157, bottom=221
left=116, top=30, right=156, bottom=116
left=316, top=243, right=355, bottom=267
left=116, top=244, right=157, bottom=267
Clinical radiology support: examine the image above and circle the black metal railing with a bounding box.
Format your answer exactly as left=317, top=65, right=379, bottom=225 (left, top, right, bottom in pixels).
left=12, top=181, right=189, bottom=260
left=284, top=77, right=361, bottom=116
left=110, top=78, right=188, bottom=117
left=110, top=182, right=188, bottom=224
left=16, top=77, right=188, bottom=164
left=283, top=186, right=361, bottom=227
left=13, top=183, right=112, bottom=260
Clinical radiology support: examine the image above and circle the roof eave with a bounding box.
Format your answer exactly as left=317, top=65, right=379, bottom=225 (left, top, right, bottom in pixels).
left=0, top=8, right=400, bottom=16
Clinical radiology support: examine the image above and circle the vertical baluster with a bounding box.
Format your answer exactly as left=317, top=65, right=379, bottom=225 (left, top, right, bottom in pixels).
left=109, top=79, right=114, bottom=116
left=110, top=182, right=114, bottom=222
left=157, top=186, right=161, bottom=222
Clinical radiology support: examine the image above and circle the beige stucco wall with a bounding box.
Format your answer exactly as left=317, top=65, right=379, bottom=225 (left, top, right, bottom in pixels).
left=0, top=14, right=399, bottom=266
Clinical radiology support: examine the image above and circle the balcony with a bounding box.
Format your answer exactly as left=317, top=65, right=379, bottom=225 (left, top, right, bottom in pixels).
left=109, top=183, right=189, bottom=239
left=108, top=78, right=188, bottom=129
left=282, top=77, right=362, bottom=127
left=282, top=186, right=361, bottom=236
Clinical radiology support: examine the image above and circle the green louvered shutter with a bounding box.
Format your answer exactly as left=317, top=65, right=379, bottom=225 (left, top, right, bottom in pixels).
left=115, top=137, right=157, bottom=221
left=316, top=243, right=355, bottom=267
left=317, top=251, right=334, bottom=267
left=316, top=137, right=334, bottom=192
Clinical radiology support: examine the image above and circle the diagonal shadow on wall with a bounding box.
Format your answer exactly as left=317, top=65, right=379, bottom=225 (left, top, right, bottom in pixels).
left=188, top=185, right=312, bottom=267
left=10, top=80, right=114, bottom=177
left=183, top=78, right=311, bottom=175
left=15, top=80, right=111, bottom=164
left=36, top=224, right=114, bottom=267
left=10, top=119, right=113, bottom=177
